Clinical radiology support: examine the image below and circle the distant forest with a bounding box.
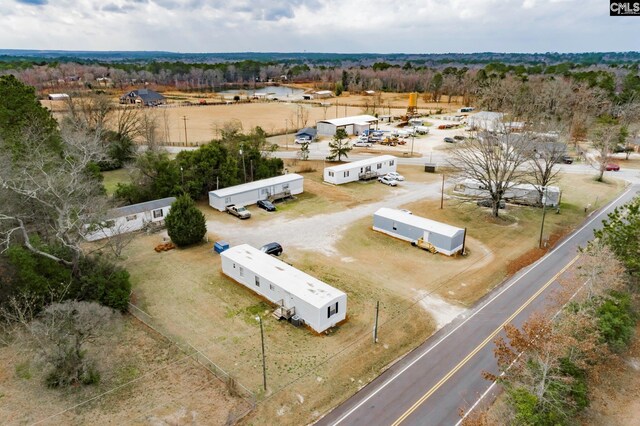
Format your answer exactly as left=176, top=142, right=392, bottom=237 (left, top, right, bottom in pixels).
left=1, top=50, right=639, bottom=104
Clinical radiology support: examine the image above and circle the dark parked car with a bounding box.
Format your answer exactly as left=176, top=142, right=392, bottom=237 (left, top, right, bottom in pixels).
left=257, top=199, right=276, bottom=211
left=560, top=155, right=574, bottom=164
left=260, top=242, right=283, bottom=256
left=443, top=137, right=456, bottom=143
left=477, top=199, right=506, bottom=209
left=453, top=135, right=465, bottom=141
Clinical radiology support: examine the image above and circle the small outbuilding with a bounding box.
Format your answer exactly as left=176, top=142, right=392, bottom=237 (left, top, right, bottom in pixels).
left=221, top=244, right=347, bottom=333
left=208, top=174, right=304, bottom=212
left=83, top=197, right=176, bottom=241
left=295, top=127, right=317, bottom=141
left=316, top=115, right=379, bottom=136
left=48, top=93, right=70, bottom=101
left=373, top=208, right=466, bottom=256
left=323, top=155, right=397, bottom=185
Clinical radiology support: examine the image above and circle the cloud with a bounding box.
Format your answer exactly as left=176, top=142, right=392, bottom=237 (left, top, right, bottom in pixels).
left=14, top=0, right=47, bottom=5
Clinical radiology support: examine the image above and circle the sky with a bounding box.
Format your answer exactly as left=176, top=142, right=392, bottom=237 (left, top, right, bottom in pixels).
left=1, top=0, right=639, bottom=53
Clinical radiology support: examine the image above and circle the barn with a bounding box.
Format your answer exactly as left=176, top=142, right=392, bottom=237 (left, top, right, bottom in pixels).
left=373, top=208, right=466, bottom=256
left=316, top=115, right=379, bottom=136
left=208, top=174, right=304, bottom=212
left=323, top=155, right=397, bottom=185
left=221, top=245, right=347, bottom=333
left=83, top=197, right=176, bottom=241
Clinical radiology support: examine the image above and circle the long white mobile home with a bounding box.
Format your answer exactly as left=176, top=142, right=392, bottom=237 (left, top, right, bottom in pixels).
left=83, top=197, right=176, bottom=241
left=221, top=245, right=347, bottom=333
left=208, top=174, right=304, bottom=211
left=373, top=208, right=466, bottom=256
left=323, top=155, right=397, bottom=185
left=453, top=178, right=561, bottom=207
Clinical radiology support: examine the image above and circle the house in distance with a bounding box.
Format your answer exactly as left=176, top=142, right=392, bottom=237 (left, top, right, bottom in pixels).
left=119, top=88, right=166, bottom=106
left=324, top=155, right=397, bottom=185
left=220, top=244, right=347, bottom=333
left=208, top=174, right=304, bottom=211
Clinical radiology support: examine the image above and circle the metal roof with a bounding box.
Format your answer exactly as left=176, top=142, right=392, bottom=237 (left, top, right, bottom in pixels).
left=374, top=208, right=464, bottom=238
left=317, top=115, right=378, bottom=127
left=209, top=174, right=303, bottom=198
left=222, top=244, right=346, bottom=308
left=295, top=127, right=317, bottom=137
left=108, top=197, right=176, bottom=219
left=324, top=155, right=397, bottom=173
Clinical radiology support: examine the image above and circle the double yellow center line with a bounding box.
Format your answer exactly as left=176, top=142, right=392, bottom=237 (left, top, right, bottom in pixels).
left=391, top=254, right=580, bottom=425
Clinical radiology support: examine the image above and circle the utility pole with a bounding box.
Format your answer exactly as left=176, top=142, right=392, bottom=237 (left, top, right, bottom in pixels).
left=239, top=149, right=247, bottom=183
left=373, top=301, right=380, bottom=343
left=410, top=133, right=415, bottom=157
left=440, top=174, right=445, bottom=209
left=539, top=187, right=548, bottom=249
left=285, top=119, right=288, bottom=151
left=256, top=316, right=267, bottom=391
left=182, top=115, right=188, bottom=146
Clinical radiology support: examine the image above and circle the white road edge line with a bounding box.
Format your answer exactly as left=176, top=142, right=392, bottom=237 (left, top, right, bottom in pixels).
left=329, top=185, right=636, bottom=426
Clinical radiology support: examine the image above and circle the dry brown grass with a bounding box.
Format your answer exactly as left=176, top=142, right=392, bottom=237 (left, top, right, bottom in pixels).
left=0, top=317, right=250, bottom=425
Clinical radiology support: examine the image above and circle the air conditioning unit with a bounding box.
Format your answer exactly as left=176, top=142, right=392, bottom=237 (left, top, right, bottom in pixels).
left=291, top=315, right=303, bottom=327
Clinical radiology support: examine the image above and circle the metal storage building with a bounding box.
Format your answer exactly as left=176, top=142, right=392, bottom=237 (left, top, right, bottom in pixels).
left=373, top=208, right=466, bottom=256
left=323, top=155, right=397, bottom=185
left=208, top=174, right=304, bottom=212
left=83, top=197, right=176, bottom=241
left=316, top=115, right=379, bottom=136
left=221, top=245, right=347, bottom=333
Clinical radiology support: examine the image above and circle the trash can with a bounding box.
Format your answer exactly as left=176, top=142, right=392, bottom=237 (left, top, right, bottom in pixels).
left=214, top=241, right=230, bottom=254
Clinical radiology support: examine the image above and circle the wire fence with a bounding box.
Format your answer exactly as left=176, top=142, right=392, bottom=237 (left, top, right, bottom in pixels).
left=127, top=303, right=257, bottom=409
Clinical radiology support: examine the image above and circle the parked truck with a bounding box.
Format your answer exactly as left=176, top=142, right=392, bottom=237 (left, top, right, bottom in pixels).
left=226, top=204, right=251, bottom=219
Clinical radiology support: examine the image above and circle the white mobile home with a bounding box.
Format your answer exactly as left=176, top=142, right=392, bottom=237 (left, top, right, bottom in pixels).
left=316, top=115, right=379, bottom=136
left=324, top=155, right=397, bottom=185
left=208, top=174, right=304, bottom=212
left=221, top=245, right=347, bottom=333
left=83, top=197, right=176, bottom=241
left=453, top=178, right=561, bottom=207
left=373, top=208, right=466, bottom=256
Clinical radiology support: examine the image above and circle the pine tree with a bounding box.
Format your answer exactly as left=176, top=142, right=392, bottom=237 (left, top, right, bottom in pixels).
left=165, top=195, right=207, bottom=247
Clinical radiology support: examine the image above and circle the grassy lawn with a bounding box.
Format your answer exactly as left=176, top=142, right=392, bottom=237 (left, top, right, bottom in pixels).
left=101, top=168, right=132, bottom=196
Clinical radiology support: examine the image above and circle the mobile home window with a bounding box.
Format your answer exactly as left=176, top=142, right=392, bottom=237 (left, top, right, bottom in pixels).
left=261, top=188, right=268, bottom=195
left=126, top=214, right=137, bottom=221
left=327, top=302, right=339, bottom=318
left=377, top=163, right=382, bottom=169
left=152, top=209, right=164, bottom=219
left=393, top=222, right=397, bottom=231
left=269, top=284, right=274, bottom=291
left=390, top=160, right=395, bottom=166
left=283, top=183, right=289, bottom=190
left=239, top=267, right=244, bottom=278
left=255, top=276, right=260, bottom=287
left=328, top=171, right=334, bottom=177
left=225, top=196, right=231, bottom=204
left=343, top=171, right=349, bottom=177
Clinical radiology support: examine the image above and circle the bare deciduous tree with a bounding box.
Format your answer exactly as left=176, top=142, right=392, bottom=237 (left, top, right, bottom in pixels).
left=0, top=127, right=108, bottom=267
left=449, top=130, right=533, bottom=217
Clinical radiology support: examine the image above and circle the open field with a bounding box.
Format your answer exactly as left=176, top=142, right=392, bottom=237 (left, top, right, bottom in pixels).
left=102, top=168, right=133, bottom=196
left=0, top=317, right=250, bottom=425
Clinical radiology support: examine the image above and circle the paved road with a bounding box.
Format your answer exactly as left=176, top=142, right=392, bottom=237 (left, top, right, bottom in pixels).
left=316, top=184, right=640, bottom=426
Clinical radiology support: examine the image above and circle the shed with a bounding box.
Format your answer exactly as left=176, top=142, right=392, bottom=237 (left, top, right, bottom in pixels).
left=316, top=115, right=379, bottom=136
left=48, top=93, right=70, bottom=101
left=295, top=127, right=317, bottom=141
left=208, top=174, right=304, bottom=212
left=323, top=155, right=397, bottom=185
left=83, top=197, right=176, bottom=241
left=221, top=245, right=347, bottom=333
left=373, top=208, right=466, bottom=256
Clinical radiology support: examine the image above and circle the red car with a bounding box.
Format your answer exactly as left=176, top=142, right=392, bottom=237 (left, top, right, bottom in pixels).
left=605, top=163, right=620, bottom=171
